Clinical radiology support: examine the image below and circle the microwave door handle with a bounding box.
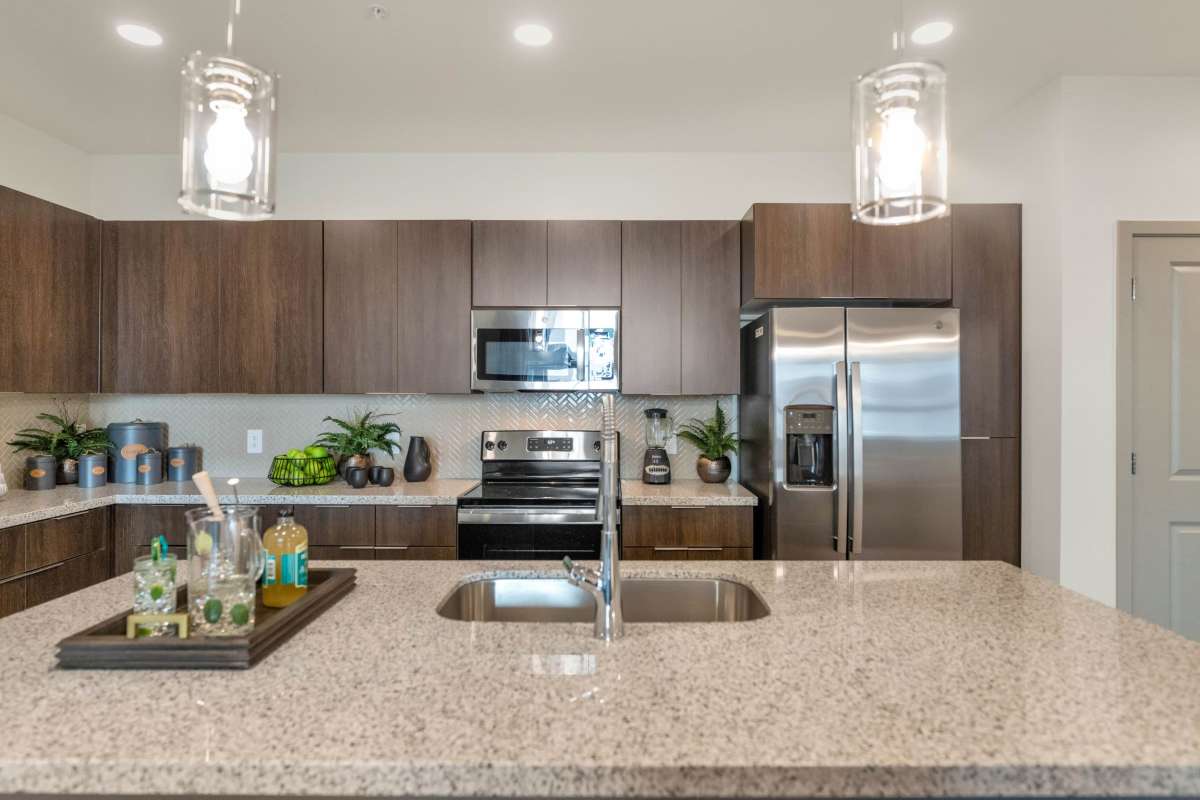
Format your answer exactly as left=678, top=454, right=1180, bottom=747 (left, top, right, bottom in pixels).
left=835, top=361, right=849, bottom=556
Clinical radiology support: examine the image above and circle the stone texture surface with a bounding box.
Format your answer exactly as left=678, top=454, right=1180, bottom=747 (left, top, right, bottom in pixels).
left=621, top=479, right=757, bottom=506
left=1, top=561, right=1198, bottom=797
left=0, top=479, right=479, bottom=530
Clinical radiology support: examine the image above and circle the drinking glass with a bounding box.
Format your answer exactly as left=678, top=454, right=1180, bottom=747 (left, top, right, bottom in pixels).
left=131, top=554, right=178, bottom=636
left=185, top=505, right=264, bottom=636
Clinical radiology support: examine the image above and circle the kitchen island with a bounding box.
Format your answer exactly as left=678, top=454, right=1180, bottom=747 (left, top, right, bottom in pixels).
left=1, top=560, right=1198, bottom=798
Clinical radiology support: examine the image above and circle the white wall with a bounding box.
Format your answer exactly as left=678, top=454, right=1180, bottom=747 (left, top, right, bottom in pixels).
left=90, top=151, right=849, bottom=220
left=0, top=112, right=91, bottom=213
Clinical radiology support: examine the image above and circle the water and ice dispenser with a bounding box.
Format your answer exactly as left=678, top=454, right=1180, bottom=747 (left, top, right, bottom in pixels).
left=785, top=405, right=834, bottom=487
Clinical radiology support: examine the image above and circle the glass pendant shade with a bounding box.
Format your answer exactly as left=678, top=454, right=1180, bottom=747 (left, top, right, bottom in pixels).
left=179, top=52, right=277, bottom=220
left=852, top=61, right=948, bottom=226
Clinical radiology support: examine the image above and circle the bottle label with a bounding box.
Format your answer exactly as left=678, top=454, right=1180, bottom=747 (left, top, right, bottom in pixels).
left=263, top=553, right=278, bottom=586
left=296, top=544, right=308, bottom=588
left=280, top=545, right=309, bottom=587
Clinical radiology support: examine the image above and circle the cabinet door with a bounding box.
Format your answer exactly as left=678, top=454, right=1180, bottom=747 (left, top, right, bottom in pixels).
left=621, top=222, right=681, bottom=395
left=323, top=221, right=398, bottom=393
left=218, top=221, right=323, bottom=393
left=100, top=221, right=221, bottom=392
left=0, top=187, right=100, bottom=392
left=622, top=506, right=752, bottom=548
left=0, top=525, right=26, bottom=580
left=397, top=221, right=472, bottom=393
left=309, top=545, right=376, bottom=561
left=852, top=216, right=951, bottom=300
left=25, top=549, right=109, bottom=610
left=682, top=220, right=740, bottom=394
left=291, top=504, right=375, bottom=547
left=623, top=546, right=752, bottom=561
left=953, top=204, right=1021, bottom=437
left=472, top=221, right=547, bottom=306
left=375, top=546, right=456, bottom=560
left=962, top=437, right=1020, bottom=565
left=26, top=508, right=109, bottom=572
left=547, top=221, right=621, bottom=306
left=376, top=506, right=456, bottom=548
left=113, top=505, right=190, bottom=576
left=0, top=577, right=23, bottom=619
left=741, top=203, right=851, bottom=302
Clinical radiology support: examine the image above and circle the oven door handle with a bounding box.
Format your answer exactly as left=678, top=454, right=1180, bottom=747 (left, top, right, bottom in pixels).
left=457, top=506, right=605, bottom=526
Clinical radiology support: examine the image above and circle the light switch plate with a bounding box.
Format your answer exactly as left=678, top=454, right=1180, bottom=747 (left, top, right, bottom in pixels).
left=246, top=429, right=263, bottom=454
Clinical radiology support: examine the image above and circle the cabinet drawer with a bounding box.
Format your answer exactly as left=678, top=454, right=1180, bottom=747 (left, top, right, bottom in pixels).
left=376, top=506, right=456, bottom=548
left=0, top=576, right=25, bottom=619
left=292, top=505, right=375, bottom=547
left=624, top=546, right=752, bottom=561
left=26, top=508, right=108, bottom=572
left=622, top=505, right=752, bottom=548
left=0, top=525, right=26, bottom=580
left=25, top=549, right=110, bottom=610
left=113, top=505, right=190, bottom=575
left=374, top=546, right=456, bottom=561
left=308, top=545, right=376, bottom=561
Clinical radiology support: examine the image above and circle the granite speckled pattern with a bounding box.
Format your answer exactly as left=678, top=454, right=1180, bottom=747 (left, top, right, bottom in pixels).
left=1, top=561, right=1199, bottom=797
left=621, top=479, right=757, bottom=506
left=0, top=479, right=478, bottom=530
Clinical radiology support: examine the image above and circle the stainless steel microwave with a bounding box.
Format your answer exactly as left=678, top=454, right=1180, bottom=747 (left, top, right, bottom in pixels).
left=471, top=309, right=619, bottom=392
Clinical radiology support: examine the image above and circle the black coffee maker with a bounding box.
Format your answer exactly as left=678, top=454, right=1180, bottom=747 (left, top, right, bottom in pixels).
left=785, top=405, right=834, bottom=486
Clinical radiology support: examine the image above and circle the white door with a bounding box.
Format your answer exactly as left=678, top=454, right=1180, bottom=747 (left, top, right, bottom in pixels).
left=1132, top=236, right=1200, bottom=639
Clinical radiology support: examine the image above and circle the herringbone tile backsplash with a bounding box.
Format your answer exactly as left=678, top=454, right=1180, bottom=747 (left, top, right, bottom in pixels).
left=0, top=393, right=735, bottom=485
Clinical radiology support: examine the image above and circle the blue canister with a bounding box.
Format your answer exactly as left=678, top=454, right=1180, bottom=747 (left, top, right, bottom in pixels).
left=166, top=446, right=201, bottom=482
left=136, top=450, right=163, bottom=485
left=77, top=453, right=108, bottom=488
left=23, top=456, right=56, bottom=491
left=106, top=421, right=166, bottom=484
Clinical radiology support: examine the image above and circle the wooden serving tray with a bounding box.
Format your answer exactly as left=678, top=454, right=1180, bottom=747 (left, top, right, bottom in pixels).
left=56, top=567, right=356, bottom=670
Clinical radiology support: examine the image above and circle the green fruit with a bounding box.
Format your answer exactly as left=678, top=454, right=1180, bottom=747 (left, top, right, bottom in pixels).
left=149, top=584, right=164, bottom=601
left=286, top=448, right=305, bottom=460
left=230, top=603, right=250, bottom=626
left=304, top=445, right=328, bottom=458
left=193, top=532, right=213, bottom=556
left=203, top=597, right=223, bottom=624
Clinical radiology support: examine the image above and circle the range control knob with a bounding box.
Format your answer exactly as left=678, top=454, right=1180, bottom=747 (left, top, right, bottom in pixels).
left=593, top=440, right=602, bottom=452
left=497, top=440, right=508, bottom=451
left=484, top=441, right=495, bottom=451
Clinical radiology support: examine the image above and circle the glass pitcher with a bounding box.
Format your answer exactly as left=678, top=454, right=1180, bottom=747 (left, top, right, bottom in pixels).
left=185, top=505, right=264, bottom=636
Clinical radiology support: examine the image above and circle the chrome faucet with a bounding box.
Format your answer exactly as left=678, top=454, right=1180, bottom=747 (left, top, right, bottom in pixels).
left=564, top=393, right=623, bottom=641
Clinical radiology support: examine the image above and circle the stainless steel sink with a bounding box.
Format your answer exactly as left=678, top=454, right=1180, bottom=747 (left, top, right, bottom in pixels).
left=437, top=577, right=770, bottom=623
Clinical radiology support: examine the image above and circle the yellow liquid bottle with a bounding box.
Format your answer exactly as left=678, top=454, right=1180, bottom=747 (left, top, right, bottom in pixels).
left=262, top=509, right=309, bottom=608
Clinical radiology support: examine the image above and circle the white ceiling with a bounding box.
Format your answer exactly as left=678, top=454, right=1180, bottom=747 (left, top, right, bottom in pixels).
left=2, top=0, right=1199, bottom=154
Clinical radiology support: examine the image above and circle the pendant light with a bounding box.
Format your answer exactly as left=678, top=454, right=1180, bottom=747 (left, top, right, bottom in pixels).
left=178, top=0, right=278, bottom=220
left=851, top=7, right=948, bottom=226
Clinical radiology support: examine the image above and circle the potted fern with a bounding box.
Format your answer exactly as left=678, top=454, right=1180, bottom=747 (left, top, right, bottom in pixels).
left=7, top=404, right=110, bottom=485
left=312, top=410, right=403, bottom=478
left=676, top=402, right=738, bottom=484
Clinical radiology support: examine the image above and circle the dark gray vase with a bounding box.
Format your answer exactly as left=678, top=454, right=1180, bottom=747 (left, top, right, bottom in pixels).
left=696, top=456, right=731, bottom=484
left=403, top=436, right=431, bottom=482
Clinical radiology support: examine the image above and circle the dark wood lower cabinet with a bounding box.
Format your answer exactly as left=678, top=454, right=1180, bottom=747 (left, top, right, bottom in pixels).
left=0, top=525, right=26, bottom=580
left=376, top=506, right=456, bottom=548
left=0, top=577, right=24, bottom=618
left=113, top=504, right=190, bottom=576
left=622, top=505, right=752, bottom=550
left=962, top=437, right=1020, bottom=565
left=292, top=505, right=375, bottom=547
left=375, top=546, right=456, bottom=560
left=309, top=546, right=376, bottom=560
left=26, top=509, right=108, bottom=571
left=624, top=546, right=752, bottom=561
left=25, top=549, right=110, bottom=610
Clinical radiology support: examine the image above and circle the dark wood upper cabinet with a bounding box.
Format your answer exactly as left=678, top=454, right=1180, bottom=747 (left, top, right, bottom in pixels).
left=741, top=203, right=852, bottom=306
left=397, top=220, right=472, bottom=393
left=621, top=221, right=682, bottom=395
left=962, top=437, right=1020, bottom=565
left=953, top=204, right=1021, bottom=437
left=682, top=220, right=740, bottom=395
left=472, top=221, right=547, bottom=306
left=100, top=221, right=220, bottom=393
left=547, top=221, right=621, bottom=306
left=323, top=221, right=398, bottom=393
left=0, top=186, right=100, bottom=392
left=851, top=215, right=951, bottom=300
left=218, top=221, right=323, bottom=393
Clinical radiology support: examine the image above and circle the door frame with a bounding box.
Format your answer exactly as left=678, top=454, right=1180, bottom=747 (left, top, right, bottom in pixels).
left=1115, top=221, right=1200, bottom=613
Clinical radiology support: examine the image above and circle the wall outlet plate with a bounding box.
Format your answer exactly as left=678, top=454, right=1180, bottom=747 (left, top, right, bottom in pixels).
left=246, top=429, right=263, bottom=454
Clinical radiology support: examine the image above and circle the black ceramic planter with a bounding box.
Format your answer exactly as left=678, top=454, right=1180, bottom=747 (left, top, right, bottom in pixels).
left=403, top=436, right=431, bottom=482
left=345, top=467, right=369, bottom=489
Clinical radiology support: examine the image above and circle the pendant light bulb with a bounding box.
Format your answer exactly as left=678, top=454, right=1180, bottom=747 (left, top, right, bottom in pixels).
left=877, top=106, right=926, bottom=201
left=203, top=102, right=255, bottom=185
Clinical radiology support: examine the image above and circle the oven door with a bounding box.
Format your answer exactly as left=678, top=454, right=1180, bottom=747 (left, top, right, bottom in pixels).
left=472, top=309, right=587, bottom=391
left=457, top=506, right=601, bottom=560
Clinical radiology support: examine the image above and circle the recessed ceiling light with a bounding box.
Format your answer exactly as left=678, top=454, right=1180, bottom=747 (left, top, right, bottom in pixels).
left=910, top=20, right=953, bottom=45
left=116, top=23, right=163, bottom=47
left=513, top=23, right=553, bottom=47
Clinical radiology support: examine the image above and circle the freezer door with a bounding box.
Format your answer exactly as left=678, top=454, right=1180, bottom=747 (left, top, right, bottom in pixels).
left=769, top=307, right=847, bottom=560
left=846, top=308, right=962, bottom=560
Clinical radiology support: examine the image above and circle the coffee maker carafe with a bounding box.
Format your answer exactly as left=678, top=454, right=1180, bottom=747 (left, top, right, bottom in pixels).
left=785, top=405, right=833, bottom=486
left=642, top=408, right=672, bottom=484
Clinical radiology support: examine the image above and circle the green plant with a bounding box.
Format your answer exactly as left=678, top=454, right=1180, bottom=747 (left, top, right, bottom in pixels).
left=312, top=410, right=403, bottom=458
left=675, top=402, right=738, bottom=460
left=7, top=403, right=110, bottom=460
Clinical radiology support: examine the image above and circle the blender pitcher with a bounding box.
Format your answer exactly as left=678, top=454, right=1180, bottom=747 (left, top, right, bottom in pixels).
left=185, top=505, right=264, bottom=636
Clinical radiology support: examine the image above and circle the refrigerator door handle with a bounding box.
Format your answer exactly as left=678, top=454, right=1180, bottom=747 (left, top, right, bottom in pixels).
left=835, top=361, right=850, bottom=555
left=850, top=361, right=865, bottom=555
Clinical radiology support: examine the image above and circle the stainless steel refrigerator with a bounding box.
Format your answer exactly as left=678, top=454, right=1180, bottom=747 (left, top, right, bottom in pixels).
left=739, top=307, right=962, bottom=560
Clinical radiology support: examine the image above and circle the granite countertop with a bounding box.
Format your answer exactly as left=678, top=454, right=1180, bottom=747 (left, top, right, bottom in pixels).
left=0, top=478, right=479, bottom=530
left=620, top=479, right=757, bottom=506
left=1, top=560, right=1198, bottom=798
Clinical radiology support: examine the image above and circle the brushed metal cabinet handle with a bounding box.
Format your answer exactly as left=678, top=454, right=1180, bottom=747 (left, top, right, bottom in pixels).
left=374, top=545, right=410, bottom=551
left=652, top=546, right=688, bottom=552
left=314, top=504, right=352, bottom=509
left=669, top=505, right=705, bottom=510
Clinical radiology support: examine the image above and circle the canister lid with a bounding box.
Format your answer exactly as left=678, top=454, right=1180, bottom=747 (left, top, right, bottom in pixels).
left=106, top=420, right=165, bottom=431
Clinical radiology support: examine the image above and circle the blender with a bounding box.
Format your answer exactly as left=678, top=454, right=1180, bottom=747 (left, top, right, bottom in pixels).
left=642, top=408, right=672, bottom=485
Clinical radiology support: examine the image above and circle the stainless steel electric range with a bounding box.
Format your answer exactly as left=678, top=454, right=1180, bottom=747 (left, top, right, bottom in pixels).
left=456, top=429, right=618, bottom=560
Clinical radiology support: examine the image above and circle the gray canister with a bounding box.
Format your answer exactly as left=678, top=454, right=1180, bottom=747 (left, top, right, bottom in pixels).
left=136, top=451, right=164, bottom=485
left=166, top=446, right=201, bottom=482
left=77, top=453, right=108, bottom=488
left=106, top=421, right=167, bottom=484
left=24, top=456, right=56, bottom=491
